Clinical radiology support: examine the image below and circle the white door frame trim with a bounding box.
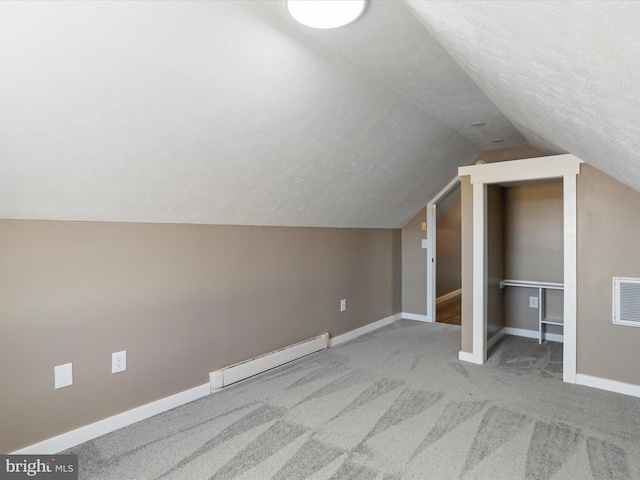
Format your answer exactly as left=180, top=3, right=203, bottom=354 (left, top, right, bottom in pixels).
left=426, top=177, right=460, bottom=323
left=472, top=181, right=488, bottom=364
left=458, top=154, right=582, bottom=383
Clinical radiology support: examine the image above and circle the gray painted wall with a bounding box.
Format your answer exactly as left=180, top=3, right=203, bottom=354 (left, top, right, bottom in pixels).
left=577, top=164, right=640, bottom=385
left=503, top=183, right=564, bottom=334
left=401, top=208, right=427, bottom=315
left=436, top=184, right=461, bottom=297
left=487, top=185, right=505, bottom=341
left=473, top=145, right=546, bottom=165
left=401, top=185, right=462, bottom=320
left=0, top=220, right=401, bottom=453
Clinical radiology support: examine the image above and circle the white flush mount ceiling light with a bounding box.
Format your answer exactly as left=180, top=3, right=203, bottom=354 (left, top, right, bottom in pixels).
left=287, top=0, right=366, bottom=29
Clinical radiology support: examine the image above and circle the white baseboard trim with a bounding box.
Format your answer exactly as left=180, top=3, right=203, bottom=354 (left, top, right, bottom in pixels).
left=576, top=373, right=640, bottom=399
left=401, top=312, right=432, bottom=323
left=12, top=383, right=211, bottom=455
left=329, top=313, right=402, bottom=347
left=504, top=327, right=564, bottom=343
left=460, top=326, right=560, bottom=365
left=487, top=328, right=506, bottom=350
left=13, top=313, right=404, bottom=454
left=436, top=288, right=462, bottom=304
left=458, top=351, right=478, bottom=363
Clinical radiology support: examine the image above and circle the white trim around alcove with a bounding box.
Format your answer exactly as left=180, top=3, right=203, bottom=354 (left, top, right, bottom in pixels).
left=457, top=154, right=583, bottom=384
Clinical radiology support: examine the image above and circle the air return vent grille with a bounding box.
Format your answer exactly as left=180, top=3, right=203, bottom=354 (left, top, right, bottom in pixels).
left=613, top=277, right=640, bottom=327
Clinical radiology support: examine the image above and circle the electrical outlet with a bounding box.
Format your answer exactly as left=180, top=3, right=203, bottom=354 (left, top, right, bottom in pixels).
left=340, top=299, right=347, bottom=312
left=529, top=296, right=539, bottom=308
left=421, top=222, right=427, bottom=231
left=54, top=363, right=73, bottom=389
left=112, top=351, right=127, bottom=373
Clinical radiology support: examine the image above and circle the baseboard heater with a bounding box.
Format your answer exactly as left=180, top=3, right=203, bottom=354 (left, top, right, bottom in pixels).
left=209, top=333, right=329, bottom=391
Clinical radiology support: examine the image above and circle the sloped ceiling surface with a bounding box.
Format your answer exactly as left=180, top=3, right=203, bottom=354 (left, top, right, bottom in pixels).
left=0, top=0, right=521, bottom=228
left=261, top=0, right=526, bottom=150
left=4, top=1, right=639, bottom=228
left=406, top=0, right=640, bottom=192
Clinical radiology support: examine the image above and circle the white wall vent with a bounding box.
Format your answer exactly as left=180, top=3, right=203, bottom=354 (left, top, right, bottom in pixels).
left=613, top=277, right=640, bottom=327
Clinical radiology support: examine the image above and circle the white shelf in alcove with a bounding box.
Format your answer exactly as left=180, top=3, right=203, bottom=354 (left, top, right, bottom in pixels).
left=499, top=279, right=564, bottom=343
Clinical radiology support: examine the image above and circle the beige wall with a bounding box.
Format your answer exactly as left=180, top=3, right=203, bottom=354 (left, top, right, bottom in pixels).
left=577, top=164, right=640, bottom=385
left=473, top=145, right=546, bottom=164
left=503, top=182, right=564, bottom=332
left=0, top=220, right=401, bottom=453
left=436, top=184, right=461, bottom=297
left=401, top=208, right=427, bottom=315
left=487, top=185, right=505, bottom=340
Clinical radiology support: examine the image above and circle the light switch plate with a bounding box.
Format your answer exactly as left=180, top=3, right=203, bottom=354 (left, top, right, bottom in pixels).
left=421, top=239, right=428, bottom=249
left=55, top=363, right=73, bottom=389
left=340, top=299, right=347, bottom=312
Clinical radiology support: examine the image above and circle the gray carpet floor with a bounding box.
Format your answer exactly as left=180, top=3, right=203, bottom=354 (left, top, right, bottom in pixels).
left=65, top=320, right=640, bottom=479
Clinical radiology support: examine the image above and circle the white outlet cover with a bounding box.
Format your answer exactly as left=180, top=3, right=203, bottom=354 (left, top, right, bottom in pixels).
left=529, top=296, right=539, bottom=308
left=54, top=363, right=73, bottom=389
left=112, top=350, right=127, bottom=373
left=340, top=299, right=347, bottom=312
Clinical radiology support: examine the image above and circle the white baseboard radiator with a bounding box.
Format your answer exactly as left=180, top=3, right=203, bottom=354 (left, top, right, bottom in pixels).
left=209, top=333, right=329, bottom=391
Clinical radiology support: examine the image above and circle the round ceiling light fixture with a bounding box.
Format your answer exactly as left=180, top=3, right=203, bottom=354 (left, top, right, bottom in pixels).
left=287, top=0, right=366, bottom=29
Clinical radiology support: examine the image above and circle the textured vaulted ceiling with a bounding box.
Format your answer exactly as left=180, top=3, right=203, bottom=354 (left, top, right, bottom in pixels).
left=406, top=0, right=640, bottom=193
left=1, top=1, right=637, bottom=228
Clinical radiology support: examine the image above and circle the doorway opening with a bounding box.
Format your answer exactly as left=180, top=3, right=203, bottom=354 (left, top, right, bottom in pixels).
left=426, top=177, right=461, bottom=324
left=435, top=183, right=462, bottom=325
left=457, top=154, right=582, bottom=384
left=483, top=180, right=565, bottom=362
